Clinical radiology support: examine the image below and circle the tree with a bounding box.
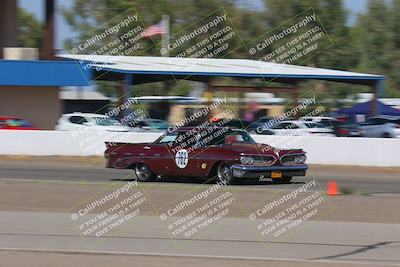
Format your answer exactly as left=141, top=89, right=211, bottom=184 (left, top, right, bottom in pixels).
left=353, top=0, right=400, bottom=97
left=18, top=7, right=43, bottom=48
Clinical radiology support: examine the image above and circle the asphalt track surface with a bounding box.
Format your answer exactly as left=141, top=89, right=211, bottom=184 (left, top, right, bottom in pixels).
left=0, top=159, right=399, bottom=194
left=1, top=212, right=400, bottom=266
left=1, top=158, right=400, bottom=266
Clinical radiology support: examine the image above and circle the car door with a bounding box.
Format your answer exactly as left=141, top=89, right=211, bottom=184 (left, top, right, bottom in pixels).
left=159, top=132, right=202, bottom=177
left=360, top=119, right=376, bottom=137
left=367, top=118, right=384, bottom=137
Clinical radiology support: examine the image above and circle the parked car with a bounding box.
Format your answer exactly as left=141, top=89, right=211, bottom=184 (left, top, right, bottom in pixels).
left=55, top=113, right=131, bottom=132
left=0, top=116, right=38, bottom=130
left=358, top=115, right=400, bottom=138
left=105, top=127, right=308, bottom=184
left=302, top=116, right=338, bottom=127
left=268, top=120, right=335, bottom=136
left=333, top=122, right=361, bottom=137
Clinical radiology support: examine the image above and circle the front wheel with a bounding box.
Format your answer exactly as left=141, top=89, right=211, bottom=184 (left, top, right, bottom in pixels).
left=271, top=176, right=292, bottom=184
left=217, top=162, right=235, bottom=185
left=134, top=163, right=155, bottom=182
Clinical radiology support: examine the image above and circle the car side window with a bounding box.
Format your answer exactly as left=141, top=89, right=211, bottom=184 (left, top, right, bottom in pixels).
left=272, top=123, right=285, bottom=129
left=287, top=123, right=300, bottom=129
left=130, top=120, right=145, bottom=127
left=69, top=116, right=87, bottom=124
left=373, top=118, right=384, bottom=125
left=365, top=118, right=379, bottom=125
left=137, top=121, right=146, bottom=127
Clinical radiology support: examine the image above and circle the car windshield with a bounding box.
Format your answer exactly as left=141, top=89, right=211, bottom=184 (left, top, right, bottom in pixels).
left=92, top=117, right=122, bottom=126
left=147, top=120, right=169, bottom=129
left=156, top=132, right=179, bottom=144
left=155, top=128, right=255, bottom=147
left=304, top=122, right=324, bottom=128
left=197, top=129, right=256, bottom=146
left=318, top=120, right=335, bottom=128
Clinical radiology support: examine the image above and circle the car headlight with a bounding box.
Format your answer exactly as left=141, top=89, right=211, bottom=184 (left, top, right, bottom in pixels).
left=240, top=156, right=254, bottom=165
left=294, top=154, right=307, bottom=164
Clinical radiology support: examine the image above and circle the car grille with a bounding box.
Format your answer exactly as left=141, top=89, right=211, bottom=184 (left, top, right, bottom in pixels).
left=251, top=155, right=276, bottom=166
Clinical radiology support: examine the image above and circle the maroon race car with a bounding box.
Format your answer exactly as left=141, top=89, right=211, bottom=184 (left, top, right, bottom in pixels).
left=104, top=127, right=308, bottom=184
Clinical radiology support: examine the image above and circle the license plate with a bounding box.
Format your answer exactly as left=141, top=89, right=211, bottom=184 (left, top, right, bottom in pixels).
left=271, top=171, right=283, bottom=178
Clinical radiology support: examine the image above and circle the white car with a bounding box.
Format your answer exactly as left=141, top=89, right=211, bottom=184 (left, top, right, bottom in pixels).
left=358, top=116, right=400, bottom=138
left=269, top=120, right=335, bottom=136
left=301, top=116, right=338, bottom=128
left=55, top=113, right=131, bottom=132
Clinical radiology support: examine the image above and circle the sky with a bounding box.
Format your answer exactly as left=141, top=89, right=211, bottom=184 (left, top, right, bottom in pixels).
left=18, top=0, right=369, bottom=51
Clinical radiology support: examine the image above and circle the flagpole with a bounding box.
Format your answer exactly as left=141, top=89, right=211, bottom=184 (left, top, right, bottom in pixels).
left=161, top=15, right=170, bottom=57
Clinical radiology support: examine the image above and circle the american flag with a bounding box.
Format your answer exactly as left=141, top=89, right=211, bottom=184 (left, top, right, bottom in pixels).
left=143, top=22, right=166, bottom=38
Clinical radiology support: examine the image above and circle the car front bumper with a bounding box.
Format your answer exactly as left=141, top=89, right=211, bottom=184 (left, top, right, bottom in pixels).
left=231, top=164, right=308, bottom=179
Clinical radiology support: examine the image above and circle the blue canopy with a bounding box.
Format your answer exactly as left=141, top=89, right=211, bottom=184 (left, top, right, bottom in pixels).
left=337, top=100, right=400, bottom=116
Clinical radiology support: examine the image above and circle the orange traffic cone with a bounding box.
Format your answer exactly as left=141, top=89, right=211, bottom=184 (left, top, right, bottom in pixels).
left=327, top=181, right=339, bottom=196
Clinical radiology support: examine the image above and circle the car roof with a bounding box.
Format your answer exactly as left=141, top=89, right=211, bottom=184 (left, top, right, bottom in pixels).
left=173, top=126, right=245, bottom=133
left=370, top=115, right=400, bottom=120
left=144, top=118, right=164, bottom=122
left=302, top=116, right=336, bottom=120
left=277, top=120, right=302, bottom=124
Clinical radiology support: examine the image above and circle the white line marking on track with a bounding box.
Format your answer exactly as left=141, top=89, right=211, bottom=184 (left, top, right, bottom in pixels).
left=0, top=247, right=399, bottom=266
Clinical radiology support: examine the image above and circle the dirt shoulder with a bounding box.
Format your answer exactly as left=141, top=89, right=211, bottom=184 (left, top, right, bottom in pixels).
left=1, top=179, right=399, bottom=224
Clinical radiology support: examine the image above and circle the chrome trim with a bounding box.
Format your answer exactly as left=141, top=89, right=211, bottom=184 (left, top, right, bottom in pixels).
left=139, top=153, right=146, bottom=156
left=239, top=153, right=277, bottom=166
left=232, top=164, right=308, bottom=172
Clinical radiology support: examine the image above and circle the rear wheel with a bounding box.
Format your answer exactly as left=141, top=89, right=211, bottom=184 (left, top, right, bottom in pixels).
left=217, top=162, right=235, bottom=185
left=382, top=132, right=391, bottom=138
left=271, top=176, right=292, bottom=184
left=134, top=163, right=155, bottom=182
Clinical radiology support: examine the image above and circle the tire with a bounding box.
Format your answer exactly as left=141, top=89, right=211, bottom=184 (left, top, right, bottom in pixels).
left=217, top=162, right=235, bottom=185
left=134, top=162, right=155, bottom=182
left=271, top=176, right=292, bottom=184
left=382, top=132, right=391, bottom=138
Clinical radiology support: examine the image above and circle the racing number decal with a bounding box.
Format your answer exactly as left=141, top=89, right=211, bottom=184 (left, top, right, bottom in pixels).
left=175, top=149, right=188, bottom=169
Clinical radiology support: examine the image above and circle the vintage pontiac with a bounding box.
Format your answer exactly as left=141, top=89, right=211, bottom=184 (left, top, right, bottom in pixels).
left=105, top=126, right=308, bottom=184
